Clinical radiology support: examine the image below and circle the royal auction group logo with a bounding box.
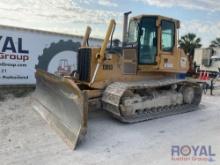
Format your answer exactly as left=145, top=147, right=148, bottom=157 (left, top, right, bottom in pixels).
left=171, top=145, right=216, bottom=162
left=0, top=36, right=30, bottom=62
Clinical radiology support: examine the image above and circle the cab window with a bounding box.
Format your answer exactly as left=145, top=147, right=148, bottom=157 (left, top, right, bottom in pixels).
left=139, top=17, right=157, bottom=64
left=161, top=20, right=175, bottom=52
left=127, top=20, right=138, bottom=43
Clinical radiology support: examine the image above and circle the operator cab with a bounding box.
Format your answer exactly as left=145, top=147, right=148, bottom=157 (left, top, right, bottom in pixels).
left=122, top=14, right=183, bottom=74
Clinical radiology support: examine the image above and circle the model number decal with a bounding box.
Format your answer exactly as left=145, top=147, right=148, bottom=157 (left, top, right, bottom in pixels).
left=103, top=64, right=113, bottom=70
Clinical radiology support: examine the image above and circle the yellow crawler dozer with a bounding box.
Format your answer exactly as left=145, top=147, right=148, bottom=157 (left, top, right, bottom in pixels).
left=32, top=12, right=202, bottom=149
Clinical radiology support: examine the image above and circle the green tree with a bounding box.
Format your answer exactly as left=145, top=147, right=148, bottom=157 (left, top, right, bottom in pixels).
left=209, top=37, right=220, bottom=48
left=179, top=33, right=202, bottom=56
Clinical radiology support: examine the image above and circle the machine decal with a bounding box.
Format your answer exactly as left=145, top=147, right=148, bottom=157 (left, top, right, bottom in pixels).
left=164, top=59, right=173, bottom=68
left=180, top=57, right=187, bottom=68
left=103, top=64, right=113, bottom=70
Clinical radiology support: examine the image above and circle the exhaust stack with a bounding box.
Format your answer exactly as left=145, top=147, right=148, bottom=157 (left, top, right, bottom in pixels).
left=122, top=11, right=132, bottom=45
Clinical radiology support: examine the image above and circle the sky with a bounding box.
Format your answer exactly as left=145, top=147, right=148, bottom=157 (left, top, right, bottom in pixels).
left=0, top=0, right=219, bottom=47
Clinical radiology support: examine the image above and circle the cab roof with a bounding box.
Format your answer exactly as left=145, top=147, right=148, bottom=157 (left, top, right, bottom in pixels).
left=131, top=15, right=180, bottom=24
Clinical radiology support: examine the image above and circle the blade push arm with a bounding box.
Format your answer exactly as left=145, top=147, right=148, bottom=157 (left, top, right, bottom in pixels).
left=96, top=19, right=116, bottom=63
left=90, top=19, right=116, bottom=85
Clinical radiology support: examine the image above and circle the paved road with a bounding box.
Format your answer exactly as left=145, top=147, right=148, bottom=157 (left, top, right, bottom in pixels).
left=0, top=93, right=219, bottom=165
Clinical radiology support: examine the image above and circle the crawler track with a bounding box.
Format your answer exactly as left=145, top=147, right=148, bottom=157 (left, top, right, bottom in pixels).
left=102, top=79, right=202, bottom=123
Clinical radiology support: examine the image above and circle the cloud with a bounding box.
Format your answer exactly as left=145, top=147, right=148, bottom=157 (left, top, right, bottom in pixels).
left=1, top=0, right=218, bottom=46
left=136, top=0, right=220, bottom=12
left=73, top=0, right=118, bottom=7
left=0, top=0, right=122, bottom=38
left=180, top=20, right=220, bottom=46
left=98, top=0, right=118, bottom=7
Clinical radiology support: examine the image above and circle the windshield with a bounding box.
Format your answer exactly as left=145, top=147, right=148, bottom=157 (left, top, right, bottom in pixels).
left=127, top=20, right=138, bottom=43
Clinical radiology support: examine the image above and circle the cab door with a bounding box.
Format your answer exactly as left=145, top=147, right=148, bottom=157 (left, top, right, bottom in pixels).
left=138, top=17, right=157, bottom=65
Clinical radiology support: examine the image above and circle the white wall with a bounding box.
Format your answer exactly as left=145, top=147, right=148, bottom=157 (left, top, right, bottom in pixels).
left=0, top=25, right=102, bottom=85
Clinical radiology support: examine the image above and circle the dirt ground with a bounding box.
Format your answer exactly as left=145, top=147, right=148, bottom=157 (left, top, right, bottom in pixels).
left=0, top=90, right=220, bottom=165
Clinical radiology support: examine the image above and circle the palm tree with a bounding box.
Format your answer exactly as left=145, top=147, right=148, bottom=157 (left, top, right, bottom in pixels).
left=209, top=38, right=220, bottom=48
left=179, top=33, right=202, bottom=75
left=179, top=33, right=202, bottom=56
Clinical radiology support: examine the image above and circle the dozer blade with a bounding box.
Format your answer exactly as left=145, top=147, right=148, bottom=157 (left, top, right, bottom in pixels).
left=32, top=69, right=88, bottom=150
